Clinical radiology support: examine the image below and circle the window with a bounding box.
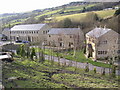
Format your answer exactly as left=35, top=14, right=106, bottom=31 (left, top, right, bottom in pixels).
left=98, top=51, right=107, bottom=55
left=43, top=31, right=45, bottom=34
left=36, top=31, right=38, bottom=34
left=117, top=50, right=120, bottom=54
left=69, top=42, right=73, bottom=47
left=58, top=38, right=62, bottom=41
left=103, top=40, right=107, bottom=44
left=117, top=40, right=120, bottom=44
left=70, top=35, right=72, bottom=38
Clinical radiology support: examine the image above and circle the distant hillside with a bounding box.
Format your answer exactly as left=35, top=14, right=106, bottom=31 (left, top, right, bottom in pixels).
left=0, top=1, right=120, bottom=29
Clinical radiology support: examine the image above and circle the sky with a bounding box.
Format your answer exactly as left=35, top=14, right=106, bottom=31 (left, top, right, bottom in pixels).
left=0, top=0, right=83, bottom=14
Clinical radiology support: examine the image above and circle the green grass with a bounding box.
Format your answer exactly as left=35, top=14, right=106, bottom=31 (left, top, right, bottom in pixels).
left=52, top=73, right=118, bottom=88
left=54, top=9, right=116, bottom=22
left=94, top=10, right=116, bottom=18
left=64, top=4, right=97, bottom=13
left=2, top=56, right=118, bottom=88
left=40, top=48, right=112, bottom=68
left=35, top=9, right=62, bottom=19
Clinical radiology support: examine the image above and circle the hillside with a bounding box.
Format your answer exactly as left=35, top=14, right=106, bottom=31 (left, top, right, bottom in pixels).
left=0, top=2, right=120, bottom=29
left=3, top=57, right=119, bottom=88
left=53, top=9, right=116, bottom=23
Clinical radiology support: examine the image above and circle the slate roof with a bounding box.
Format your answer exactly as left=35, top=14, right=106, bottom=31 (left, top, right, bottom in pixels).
left=48, top=28, right=82, bottom=35
left=11, top=24, right=46, bottom=31
left=3, top=28, right=10, bottom=31
left=86, top=28, right=111, bottom=38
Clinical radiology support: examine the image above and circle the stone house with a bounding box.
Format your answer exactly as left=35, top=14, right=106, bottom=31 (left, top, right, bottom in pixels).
left=11, top=24, right=51, bottom=44
left=47, top=28, right=84, bottom=49
left=86, top=27, right=120, bottom=60
left=2, top=28, right=11, bottom=40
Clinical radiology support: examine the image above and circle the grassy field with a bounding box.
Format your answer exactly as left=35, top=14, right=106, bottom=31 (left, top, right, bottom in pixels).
left=53, top=10, right=116, bottom=22
left=64, top=4, right=97, bottom=13
left=2, top=56, right=119, bottom=88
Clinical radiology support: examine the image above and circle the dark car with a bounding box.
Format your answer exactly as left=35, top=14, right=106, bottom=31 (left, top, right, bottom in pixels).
left=22, top=40, right=30, bottom=43
left=15, top=40, right=22, bottom=43
left=1, top=38, right=7, bottom=41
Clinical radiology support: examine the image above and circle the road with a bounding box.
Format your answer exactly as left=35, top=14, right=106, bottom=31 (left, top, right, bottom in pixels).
left=0, top=60, right=2, bottom=89
left=41, top=55, right=120, bottom=75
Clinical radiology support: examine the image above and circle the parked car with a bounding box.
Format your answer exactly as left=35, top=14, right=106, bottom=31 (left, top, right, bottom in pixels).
left=22, top=40, right=29, bottom=43
left=1, top=38, right=7, bottom=41
left=15, top=40, right=22, bottom=43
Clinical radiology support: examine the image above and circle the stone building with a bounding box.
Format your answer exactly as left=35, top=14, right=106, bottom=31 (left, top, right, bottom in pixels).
left=11, top=24, right=51, bottom=44
left=86, top=27, right=120, bottom=60
left=47, top=28, right=84, bottom=49
left=2, top=28, right=11, bottom=40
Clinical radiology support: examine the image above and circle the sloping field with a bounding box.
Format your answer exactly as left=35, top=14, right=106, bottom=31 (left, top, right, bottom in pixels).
left=54, top=10, right=116, bottom=22
left=2, top=56, right=119, bottom=88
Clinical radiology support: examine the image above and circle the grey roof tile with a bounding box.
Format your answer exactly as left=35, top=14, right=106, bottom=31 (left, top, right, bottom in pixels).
left=48, top=28, right=82, bottom=35
left=86, top=28, right=111, bottom=38
left=11, top=24, right=46, bottom=31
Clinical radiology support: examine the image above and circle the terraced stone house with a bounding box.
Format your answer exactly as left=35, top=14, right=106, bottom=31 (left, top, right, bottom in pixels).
left=86, top=27, right=120, bottom=60
left=47, top=28, right=84, bottom=49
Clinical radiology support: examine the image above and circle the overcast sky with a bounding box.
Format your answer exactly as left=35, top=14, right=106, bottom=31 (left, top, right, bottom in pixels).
left=0, top=0, right=83, bottom=14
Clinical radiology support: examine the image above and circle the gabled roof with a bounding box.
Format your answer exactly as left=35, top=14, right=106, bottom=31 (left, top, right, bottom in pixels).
left=11, top=24, right=46, bottom=31
left=86, top=27, right=111, bottom=38
left=48, top=28, right=82, bottom=35
left=3, top=28, right=10, bottom=31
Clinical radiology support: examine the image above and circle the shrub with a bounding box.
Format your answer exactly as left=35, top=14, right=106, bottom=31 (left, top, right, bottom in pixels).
left=111, top=66, right=116, bottom=78
left=20, top=44, right=26, bottom=57
left=93, top=67, right=96, bottom=73
left=30, top=48, right=36, bottom=60
left=85, top=65, right=89, bottom=72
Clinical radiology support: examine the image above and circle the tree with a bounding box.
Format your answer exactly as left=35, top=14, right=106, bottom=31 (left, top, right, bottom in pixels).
left=24, top=17, right=37, bottom=24
left=37, top=16, right=46, bottom=23
left=63, top=18, right=72, bottom=28
left=93, top=67, right=96, bottom=74
left=16, top=46, right=20, bottom=55
left=26, top=46, right=30, bottom=58
left=20, top=44, right=26, bottom=57
left=85, top=12, right=100, bottom=22
left=111, top=65, right=116, bottom=78
left=85, top=62, right=89, bottom=72
left=114, top=8, right=120, bottom=16
left=30, top=48, right=36, bottom=60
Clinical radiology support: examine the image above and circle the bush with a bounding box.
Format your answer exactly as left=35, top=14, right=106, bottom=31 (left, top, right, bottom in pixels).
left=30, top=48, right=36, bottom=60
left=111, top=66, right=116, bottom=78
left=114, top=8, right=120, bottom=16
left=20, top=44, right=26, bottom=57
left=85, top=65, right=89, bottom=72
left=93, top=67, right=96, bottom=74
